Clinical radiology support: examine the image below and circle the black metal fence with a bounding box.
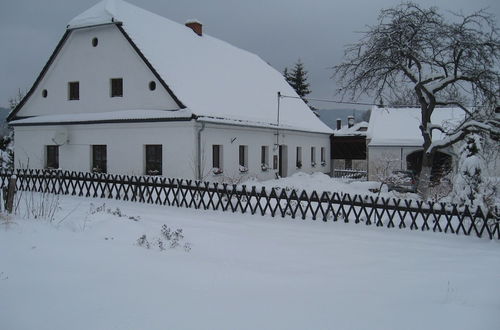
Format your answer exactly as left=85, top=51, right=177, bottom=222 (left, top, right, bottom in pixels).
left=1, top=169, right=498, bottom=240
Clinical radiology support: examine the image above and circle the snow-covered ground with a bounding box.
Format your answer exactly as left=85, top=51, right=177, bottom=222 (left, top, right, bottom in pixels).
left=1, top=194, right=499, bottom=330
left=243, top=172, right=421, bottom=200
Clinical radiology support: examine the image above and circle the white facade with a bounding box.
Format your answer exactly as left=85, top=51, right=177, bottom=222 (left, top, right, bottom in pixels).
left=21, top=25, right=179, bottom=118
left=14, top=122, right=329, bottom=180
left=10, top=0, right=332, bottom=181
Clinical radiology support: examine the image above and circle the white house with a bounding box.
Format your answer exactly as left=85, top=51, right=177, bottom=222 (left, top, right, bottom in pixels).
left=8, top=0, right=332, bottom=181
left=366, top=106, right=465, bottom=180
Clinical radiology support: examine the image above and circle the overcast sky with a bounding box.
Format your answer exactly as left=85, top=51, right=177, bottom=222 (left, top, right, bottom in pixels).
left=0, top=0, right=498, bottom=110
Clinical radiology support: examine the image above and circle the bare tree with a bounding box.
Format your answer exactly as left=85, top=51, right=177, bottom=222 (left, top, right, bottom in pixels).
left=333, top=3, right=500, bottom=198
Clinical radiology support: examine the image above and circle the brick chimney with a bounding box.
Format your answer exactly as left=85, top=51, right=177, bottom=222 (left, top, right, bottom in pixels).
left=185, top=20, right=202, bottom=36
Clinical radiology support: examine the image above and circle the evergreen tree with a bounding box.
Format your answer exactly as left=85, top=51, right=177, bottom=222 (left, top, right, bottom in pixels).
left=284, top=60, right=311, bottom=104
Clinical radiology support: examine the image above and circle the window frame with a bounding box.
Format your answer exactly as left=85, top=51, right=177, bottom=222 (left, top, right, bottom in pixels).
left=91, top=145, right=107, bottom=173
left=239, top=145, right=248, bottom=168
left=145, top=144, right=162, bottom=176
left=212, top=144, right=223, bottom=170
left=321, top=147, right=326, bottom=163
left=296, top=146, right=302, bottom=168
left=45, top=145, right=59, bottom=169
left=110, top=78, right=123, bottom=98
left=68, top=81, right=79, bottom=100
left=311, top=146, right=316, bottom=165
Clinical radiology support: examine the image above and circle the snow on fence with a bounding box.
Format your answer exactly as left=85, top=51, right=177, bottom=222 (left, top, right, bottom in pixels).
left=0, top=169, right=498, bottom=240
left=332, top=169, right=367, bottom=180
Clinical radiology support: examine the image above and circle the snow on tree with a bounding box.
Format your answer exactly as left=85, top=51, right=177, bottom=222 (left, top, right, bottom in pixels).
left=284, top=59, right=311, bottom=104
left=451, top=133, right=497, bottom=215
left=333, top=3, right=500, bottom=198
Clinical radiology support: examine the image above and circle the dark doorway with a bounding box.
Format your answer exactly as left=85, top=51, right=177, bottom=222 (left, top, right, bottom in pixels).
left=406, top=150, right=452, bottom=181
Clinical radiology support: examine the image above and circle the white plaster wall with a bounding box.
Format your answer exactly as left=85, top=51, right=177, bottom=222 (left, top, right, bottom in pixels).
left=14, top=121, right=330, bottom=181
left=367, top=145, right=421, bottom=181
left=14, top=121, right=196, bottom=178
left=19, top=24, right=179, bottom=117
left=200, top=124, right=331, bottom=182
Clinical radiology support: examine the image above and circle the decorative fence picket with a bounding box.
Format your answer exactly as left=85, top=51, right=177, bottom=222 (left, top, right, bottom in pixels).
left=1, top=169, right=498, bottom=240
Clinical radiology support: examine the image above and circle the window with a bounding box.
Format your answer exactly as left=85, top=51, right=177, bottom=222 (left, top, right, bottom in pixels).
left=68, top=81, right=79, bottom=100
left=92, top=37, right=98, bottom=47
left=261, top=146, right=269, bottom=165
left=273, top=155, right=278, bottom=170
left=110, top=78, right=123, bottom=97
left=42, top=89, right=48, bottom=98
left=145, top=145, right=162, bottom=175
left=149, top=81, right=156, bottom=91
left=296, top=146, right=302, bottom=168
left=321, top=147, right=326, bottom=163
left=239, top=145, right=248, bottom=168
left=311, top=147, right=316, bottom=165
left=212, top=145, right=222, bottom=169
left=92, top=145, right=107, bottom=173
left=46, top=146, right=59, bottom=169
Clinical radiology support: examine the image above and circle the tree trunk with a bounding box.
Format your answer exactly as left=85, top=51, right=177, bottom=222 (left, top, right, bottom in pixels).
left=417, top=151, right=434, bottom=199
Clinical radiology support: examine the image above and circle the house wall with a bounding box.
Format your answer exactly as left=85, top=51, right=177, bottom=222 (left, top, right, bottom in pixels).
left=14, top=121, right=197, bottom=178
left=200, top=123, right=330, bottom=182
left=367, top=145, right=421, bottom=181
left=13, top=121, right=330, bottom=181
left=18, top=24, right=179, bottom=118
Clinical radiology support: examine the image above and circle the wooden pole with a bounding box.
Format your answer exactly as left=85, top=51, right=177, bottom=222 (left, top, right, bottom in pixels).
left=6, top=174, right=16, bottom=213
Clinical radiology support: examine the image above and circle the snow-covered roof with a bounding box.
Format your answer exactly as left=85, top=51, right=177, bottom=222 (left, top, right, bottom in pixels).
left=367, top=106, right=465, bottom=147
left=65, top=0, right=332, bottom=134
left=10, top=109, right=192, bottom=125
left=333, top=121, right=368, bottom=137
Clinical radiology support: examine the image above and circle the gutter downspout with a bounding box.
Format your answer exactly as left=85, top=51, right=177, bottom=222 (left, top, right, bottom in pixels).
left=196, top=122, right=206, bottom=180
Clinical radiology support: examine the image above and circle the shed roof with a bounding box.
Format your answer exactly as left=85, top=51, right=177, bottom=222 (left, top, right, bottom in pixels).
left=367, top=106, right=465, bottom=147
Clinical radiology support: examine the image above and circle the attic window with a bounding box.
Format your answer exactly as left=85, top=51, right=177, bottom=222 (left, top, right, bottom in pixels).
left=42, top=89, right=48, bottom=98
left=68, top=81, right=79, bottom=100
left=110, top=78, right=123, bottom=97
left=92, top=38, right=98, bottom=47
left=149, top=81, right=156, bottom=91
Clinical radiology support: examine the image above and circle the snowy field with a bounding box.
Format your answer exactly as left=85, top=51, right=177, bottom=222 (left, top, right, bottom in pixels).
left=1, top=194, right=499, bottom=330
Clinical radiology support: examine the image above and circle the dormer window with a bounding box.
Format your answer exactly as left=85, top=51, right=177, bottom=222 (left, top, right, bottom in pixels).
left=110, top=78, right=123, bottom=97
left=68, top=81, right=79, bottom=100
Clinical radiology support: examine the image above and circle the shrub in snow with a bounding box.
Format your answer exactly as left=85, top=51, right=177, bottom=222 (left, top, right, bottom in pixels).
left=261, top=163, right=269, bottom=172
left=212, top=167, right=223, bottom=175
left=137, top=225, right=191, bottom=252
left=239, top=165, right=248, bottom=173
left=451, top=134, right=497, bottom=215
left=0, top=132, right=14, bottom=170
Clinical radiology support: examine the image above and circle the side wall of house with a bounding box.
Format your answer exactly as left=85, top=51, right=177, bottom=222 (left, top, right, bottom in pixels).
left=201, top=124, right=331, bottom=182
left=18, top=24, right=179, bottom=118
left=367, top=145, right=421, bottom=181
left=14, top=121, right=197, bottom=178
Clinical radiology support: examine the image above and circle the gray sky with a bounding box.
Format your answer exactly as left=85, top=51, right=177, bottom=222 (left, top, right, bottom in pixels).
left=1, top=0, right=498, bottom=110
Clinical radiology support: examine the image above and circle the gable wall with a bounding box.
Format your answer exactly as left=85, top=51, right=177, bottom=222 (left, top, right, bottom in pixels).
left=18, top=24, right=180, bottom=117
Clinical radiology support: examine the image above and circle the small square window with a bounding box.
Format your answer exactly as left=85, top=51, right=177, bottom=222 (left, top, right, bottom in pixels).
left=110, top=78, right=123, bottom=97
left=145, top=145, right=162, bottom=175
left=46, top=145, right=59, bottom=169
left=68, top=81, right=79, bottom=100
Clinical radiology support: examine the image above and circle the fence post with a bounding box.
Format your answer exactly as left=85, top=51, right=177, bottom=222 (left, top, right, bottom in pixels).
left=6, top=174, right=17, bottom=213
